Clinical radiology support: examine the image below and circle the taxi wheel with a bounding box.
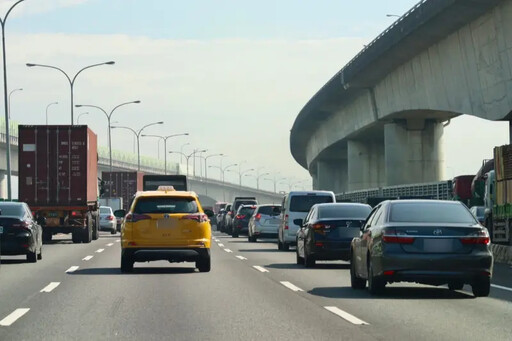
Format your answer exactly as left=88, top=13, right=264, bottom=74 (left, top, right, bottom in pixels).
left=196, top=256, right=211, bottom=273
left=120, top=251, right=134, bottom=273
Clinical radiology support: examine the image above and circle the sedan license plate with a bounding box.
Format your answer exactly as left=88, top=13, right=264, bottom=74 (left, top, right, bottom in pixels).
left=48, top=212, right=58, bottom=218
left=423, top=238, right=454, bottom=253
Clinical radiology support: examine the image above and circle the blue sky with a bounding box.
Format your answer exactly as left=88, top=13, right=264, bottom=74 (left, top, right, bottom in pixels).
left=11, top=0, right=419, bottom=39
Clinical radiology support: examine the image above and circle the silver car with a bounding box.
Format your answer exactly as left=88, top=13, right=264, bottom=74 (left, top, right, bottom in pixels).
left=99, top=206, right=117, bottom=234
left=248, top=204, right=282, bottom=242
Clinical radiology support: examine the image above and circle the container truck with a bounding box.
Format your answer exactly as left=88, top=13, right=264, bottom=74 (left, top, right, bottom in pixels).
left=18, top=125, right=100, bottom=243
left=484, top=145, right=512, bottom=245
left=102, top=171, right=143, bottom=211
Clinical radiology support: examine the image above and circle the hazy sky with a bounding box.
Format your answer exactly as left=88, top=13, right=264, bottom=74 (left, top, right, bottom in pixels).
left=3, top=0, right=509, bottom=191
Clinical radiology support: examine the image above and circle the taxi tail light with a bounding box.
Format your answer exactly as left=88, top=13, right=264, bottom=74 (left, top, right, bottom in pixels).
left=382, top=229, right=415, bottom=244
left=181, top=214, right=208, bottom=223
left=125, top=213, right=151, bottom=223
left=460, top=230, right=490, bottom=245
left=284, top=214, right=289, bottom=230
left=254, top=213, right=261, bottom=221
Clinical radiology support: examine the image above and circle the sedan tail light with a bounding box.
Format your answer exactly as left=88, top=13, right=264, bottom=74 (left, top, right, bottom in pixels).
left=181, top=214, right=209, bottom=223
left=106, top=215, right=114, bottom=221
left=254, top=213, right=261, bottom=221
left=460, top=230, right=490, bottom=245
left=382, top=229, right=415, bottom=244
left=12, top=221, right=31, bottom=230
left=312, top=223, right=330, bottom=230
left=235, top=214, right=246, bottom=219
left=125, top=213, right=151, bottom=223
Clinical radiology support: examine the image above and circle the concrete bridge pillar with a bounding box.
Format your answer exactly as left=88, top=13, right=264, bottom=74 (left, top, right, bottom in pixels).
left=314, top=160, right=347, bottom=193
left=347, top=140, right=385, bottom=191
left=384, top=119, right=444, bottom=186
left=0, top=170, right=6, bottom=199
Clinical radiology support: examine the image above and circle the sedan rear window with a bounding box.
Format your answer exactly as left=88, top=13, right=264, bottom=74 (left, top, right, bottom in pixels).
left=389, top=202, right=477, bottom=224
left=0, top=204, right=24, bottom=217
left=100, top=207, right=111, bottom=214
left=258, top=206, right=281, bottom=216
left=239, top=207, right=255, bottom=216
left=290, top=195, right=333, bottom=212
left=319, top=205, right=371, bottom=219
left=134, top=197, right=198, bottom=214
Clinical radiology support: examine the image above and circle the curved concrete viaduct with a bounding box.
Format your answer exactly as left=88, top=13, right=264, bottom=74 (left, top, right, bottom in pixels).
left=290, top=0, right=512, bottom=192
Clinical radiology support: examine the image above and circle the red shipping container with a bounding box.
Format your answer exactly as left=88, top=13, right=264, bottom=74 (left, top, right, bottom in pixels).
left=102, top=171, right=143, bottom=211
left=18, top=125, right=98, bottom=207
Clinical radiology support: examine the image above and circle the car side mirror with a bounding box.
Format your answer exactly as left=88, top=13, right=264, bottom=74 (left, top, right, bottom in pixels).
left=293, top=219, right=303, bottom=226
left=204, top=209, right=214, bottom=218
left=114, top=209, right=126, bottom=218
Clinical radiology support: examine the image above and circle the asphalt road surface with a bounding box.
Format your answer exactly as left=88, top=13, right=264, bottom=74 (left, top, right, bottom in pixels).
left=1, top=231, right=512, bottom=341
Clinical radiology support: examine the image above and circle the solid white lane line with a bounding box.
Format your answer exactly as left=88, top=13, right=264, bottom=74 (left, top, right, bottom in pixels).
left=253, top=266, right=269, bottom=273
left=106, top=243, right=114, bottom=247
left=224, top=248, right=233, bottom=253
left=65, top=266, right=79, bottom=273
left=491, top=284, right=512, bottom=292
left=40, top=282, right=60, bottom=293
left=280, top=281, right=303, bottom=292
left=96, top=249, right=105, bottom=253
left=324, top=306, right=369, bottom=326
left=82, top=255, right=93, bottom=261
left=0, top=309, right=30, bottom=327
left=235, top=255, right=247, bottom=260
left=218, top=243, right=225, bottom=247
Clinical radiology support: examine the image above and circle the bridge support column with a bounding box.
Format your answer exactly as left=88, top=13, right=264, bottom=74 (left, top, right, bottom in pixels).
left=384, top=120, right=444, bottom=186
left=0, top=171, right=7, bottom=199
left=347, top=140, right=385, bottom=191
left=314, top=160, right=347, bottom=193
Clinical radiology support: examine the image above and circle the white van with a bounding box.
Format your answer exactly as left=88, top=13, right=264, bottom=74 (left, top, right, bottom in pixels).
left=278, top=191, right=336, bottom=250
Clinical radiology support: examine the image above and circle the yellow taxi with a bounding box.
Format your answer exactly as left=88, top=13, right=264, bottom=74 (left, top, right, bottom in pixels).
left=120, top=186, right=213, bottom=273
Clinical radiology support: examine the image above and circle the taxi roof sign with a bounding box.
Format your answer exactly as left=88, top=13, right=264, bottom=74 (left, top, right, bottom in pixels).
left=157, top=185, right=176, bottom=192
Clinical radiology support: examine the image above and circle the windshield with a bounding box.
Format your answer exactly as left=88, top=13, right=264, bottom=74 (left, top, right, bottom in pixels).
left=134, top=197, right=198, bottom=214
left=390, top=202, right=477, bottom=224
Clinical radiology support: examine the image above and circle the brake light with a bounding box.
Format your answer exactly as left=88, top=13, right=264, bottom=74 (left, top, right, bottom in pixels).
left=12, top=221, right=30, bottom=230
left=285, top=214, right=289, bottom=230
left=255, top=213, right=261, bottom=221
left=125, top=213, right=151, bottom=223
left=106, top=215, right=114, bottom=221
left=315, top=242, right=324, bottom=247
left=71, top=211, right=82, bottom=217
left=382, top=234, right=415, bottom=244
left=383, top=270, right=395, bottom=276
left=312, top=223, right=330, bottom=230
left=181, top=214, right=209, bottom=223
left=460, top=230, right=490, bottom=245
left=235, top=214, right=246, bottom=219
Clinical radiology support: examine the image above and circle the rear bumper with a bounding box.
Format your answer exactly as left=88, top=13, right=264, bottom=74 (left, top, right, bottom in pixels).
left=311, top=240, right=352, bottom=261
left=123, top=247, right=210, bottom=263
left=1, top=237, right=36, bottom=255
left=253, top=232, right=278, bottom=238
left=253, top=224, right=279, bottom=235
left=375, top=251, right=493, bottom=284
left=100, top=222, right=116, bottom=230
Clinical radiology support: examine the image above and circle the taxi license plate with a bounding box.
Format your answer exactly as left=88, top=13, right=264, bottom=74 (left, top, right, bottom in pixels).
left=157, top=219, right=176, bottom=229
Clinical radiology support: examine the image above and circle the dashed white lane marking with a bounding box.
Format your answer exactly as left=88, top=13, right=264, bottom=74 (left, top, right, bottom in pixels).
left=96, top=249, right=105, bottom=253
left=106, top=243, right=114, bottom=247
left=40, top=282, right=60, bottom=293
left=253, top=266, right=269, bottom=273
left=218, top=243, right=225, bottom=247
left=0, top=309, right=30, bottom=326
left=280, top=281, right=303, bottom=292
left=324, top=306, right=369, bottom=325
left=82, top=255, right=93, bottom=261
left=116, top=240, right=121, bottom=243
left=235, top=255, right=247, bottom=260
left=491, top=284, right=512, bottom=292
left=65, top=266, right=79, bottom=273
left=224, top=248, right=233, bottom=253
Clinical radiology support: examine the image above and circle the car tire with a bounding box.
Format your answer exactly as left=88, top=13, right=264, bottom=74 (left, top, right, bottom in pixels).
left=120, top=250, right=134, bottom=273
left=196, top=255, right=211, bottom=273
left=472, top=277, right=490, bottom=297
left=350, top=255, right=366, bottom=289
left=304, top=247, right=315, bottom=268
left=232, top=232, right=239, bottom=238
left=278, top=239, right=283, bottom=250
left=448, top=282, right=464, bottom=291
left=37, top=246, right=43, bottom=260
left=282, top=242, right=290, bottom=251
left=367, top=258, right=385, bottom=295
left=111, top=228, right=116, bottom=235
left=42, top=230, right=52, bottom=243
left=27, top=250, right=37, bottom=263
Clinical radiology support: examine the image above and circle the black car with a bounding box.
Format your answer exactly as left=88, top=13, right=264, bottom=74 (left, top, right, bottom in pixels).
left=231, top=205, right=256, bottom=237
left=0, top=202, right=43, bottom=263
left=296, top=203, right=371, bottom=267
left=216, top=209, right=226, bottom=232
left=219, top=205, right=232, bottom=233
left=350, top=200, right=493, bottom=297
left=227, top=197, right=258, bottom=234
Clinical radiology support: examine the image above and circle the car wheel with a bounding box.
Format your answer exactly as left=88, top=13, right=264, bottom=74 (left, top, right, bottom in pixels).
left=232, top=231, right=239, bottom=238
left=278, top=239, right=283, bottom=250
left=350, top=255, right=366, bottom=289
left=472, top=277, right=490, bottom=297
left=282, top=242, right=290, bottom=251
left=367, top=258, right=385, bottom=295
left=27, top=250, right=37, bottom=263
left=448, top=281, right=464, bottom=291
left=111, top=227, right=116, bottom=235
left=42, top=230, right=52, bottom=243
left=295, top=243, right=304, bottom=265
left=37, top=245, right=43, bottom=260
left=196, top=255, right=211, bottom=273
left=120, top=250, right=134, bottom=273
left=304, top=247, right=315, bottom=268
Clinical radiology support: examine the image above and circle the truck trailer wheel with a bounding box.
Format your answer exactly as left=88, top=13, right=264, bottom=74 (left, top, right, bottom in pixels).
left=81, top=215, right=93, bottom=243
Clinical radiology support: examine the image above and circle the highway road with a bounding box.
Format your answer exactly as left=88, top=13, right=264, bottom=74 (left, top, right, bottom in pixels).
left=1, top=231, right=512, bottom=341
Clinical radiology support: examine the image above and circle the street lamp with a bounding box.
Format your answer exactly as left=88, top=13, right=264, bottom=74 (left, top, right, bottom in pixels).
left=180, top=142, right=190, bottom=164
left=77, top=112, right=89, bottom=124
left=210, top=163, right=237, bottom=201
left=201, top=153, right=223, bottom=196
left=45, top=101, right=58, bottom=125
left=76, top=101, right=140, bottom=182
left=8, top=87, right=22, bottom=119
left=228, top=167, right=255, bottom=188
left=141, top=133, right=189, bottom=175
left=1, top=0, right=25, bottom=200
left=386, top=14, right=401, bottom=18
left=27, top=60, right=115, bottom=125
left=256, top=172, right=270, bottom=190
left=169, top=149, right=206, bottom=179
left=111, top=121, right=163, bottom=171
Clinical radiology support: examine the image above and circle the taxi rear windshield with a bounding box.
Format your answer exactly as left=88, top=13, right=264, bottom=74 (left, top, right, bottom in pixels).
left=134, top=197, right=198, bottom=214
